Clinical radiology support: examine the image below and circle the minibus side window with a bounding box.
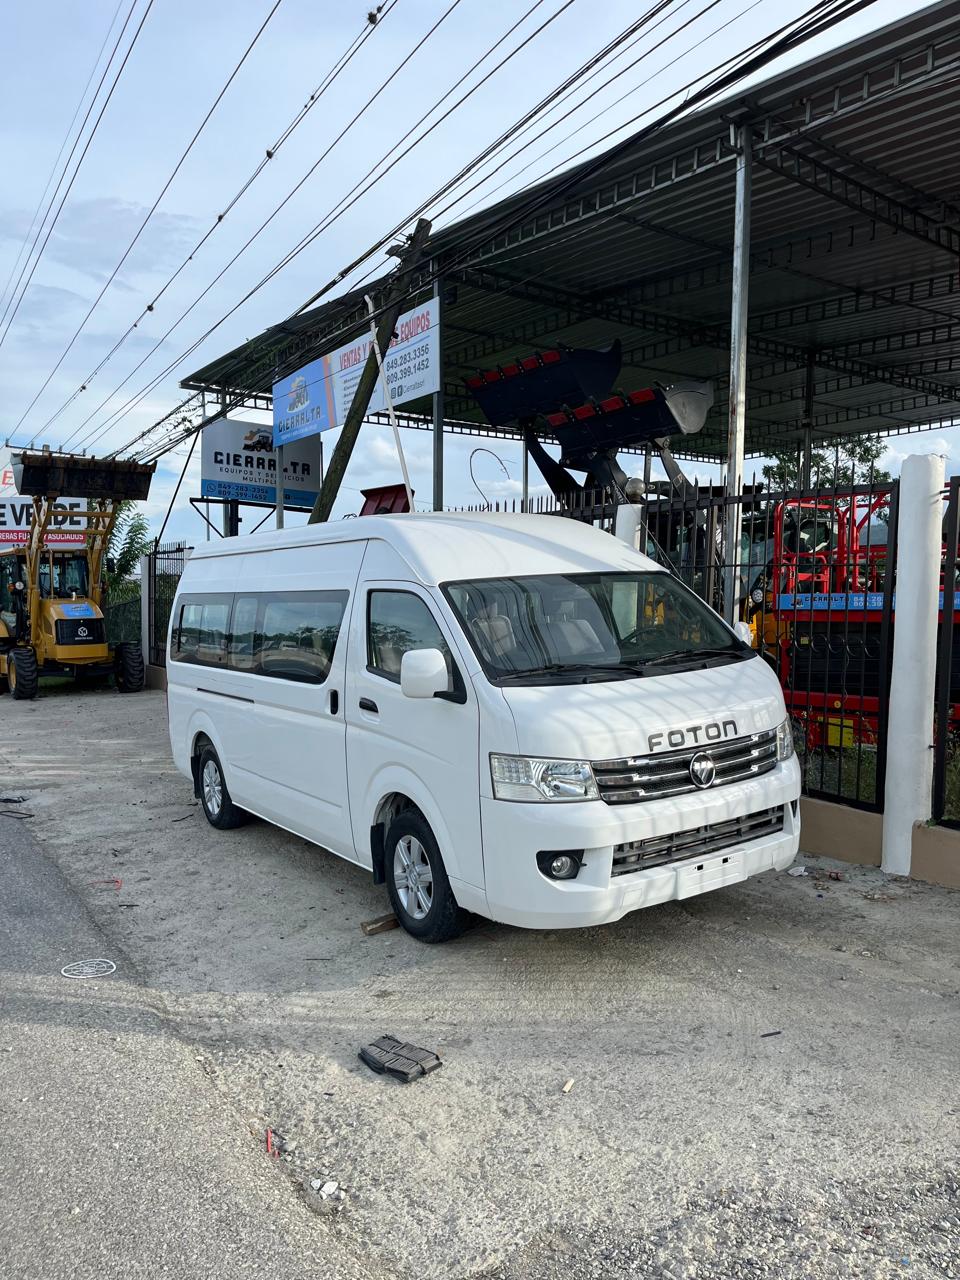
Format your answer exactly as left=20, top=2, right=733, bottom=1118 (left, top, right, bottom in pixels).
left=229, top=595, right=259, bottom=672
left=255, top=591, right=347, bottom=684
left=174, top=594, right=231, bottom=666
left=367, top=591, right=454, bottom=689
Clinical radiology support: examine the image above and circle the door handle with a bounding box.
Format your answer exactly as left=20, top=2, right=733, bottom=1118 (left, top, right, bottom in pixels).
left=329, top=689, right=339, bottom=716
left=358, top=697, right=379, bottom=713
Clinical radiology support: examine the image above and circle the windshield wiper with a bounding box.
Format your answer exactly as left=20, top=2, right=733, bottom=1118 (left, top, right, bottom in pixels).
left=639, top=646, right=747, bottom=668
left=498, top=661, right=646, bottom=683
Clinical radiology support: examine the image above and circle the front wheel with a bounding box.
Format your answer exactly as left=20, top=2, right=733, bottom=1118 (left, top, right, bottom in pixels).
left=9, top=647, right=39, bottom=701
left=197, top=745, right=248, bottom=830
left=384, top=811, right=466, bottom=943
left=114, top=642, right=145, bottom=693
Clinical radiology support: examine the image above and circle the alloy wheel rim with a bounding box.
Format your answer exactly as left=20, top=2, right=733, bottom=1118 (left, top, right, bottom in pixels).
left=202, top=760, right=223, bottom=816
left=393, top=835, right=434, bottom=921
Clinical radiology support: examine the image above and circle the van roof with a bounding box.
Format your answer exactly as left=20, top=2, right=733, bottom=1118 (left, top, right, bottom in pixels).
left=187, top=511, right=661, bottom=585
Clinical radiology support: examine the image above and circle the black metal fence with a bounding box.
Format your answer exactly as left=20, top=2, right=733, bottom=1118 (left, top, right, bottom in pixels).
left=933, top=475, right=960, bottom=828
left=448, top=488, right=620, bottom=529
left=148, top=542, right=188, bottom=666
left=639, top=476, right=899, bottom=813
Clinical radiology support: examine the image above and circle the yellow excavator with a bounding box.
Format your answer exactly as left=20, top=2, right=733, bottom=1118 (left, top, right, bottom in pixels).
left=0, top=449, right=156, bottom=700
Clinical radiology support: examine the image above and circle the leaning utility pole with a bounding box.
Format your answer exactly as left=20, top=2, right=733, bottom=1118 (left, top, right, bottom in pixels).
left=308, top=217, right=432, bottom=523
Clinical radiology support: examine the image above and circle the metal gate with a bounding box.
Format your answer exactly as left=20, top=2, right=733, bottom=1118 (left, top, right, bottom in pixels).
left=933, top=475, right=960, bottom=828
left=147, top=542, right=187, bottom=666
left=643, top=476, right=898, bottom=812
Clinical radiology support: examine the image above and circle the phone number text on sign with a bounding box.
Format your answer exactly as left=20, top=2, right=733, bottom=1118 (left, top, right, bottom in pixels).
left=273, top=300, right=440, bottom=446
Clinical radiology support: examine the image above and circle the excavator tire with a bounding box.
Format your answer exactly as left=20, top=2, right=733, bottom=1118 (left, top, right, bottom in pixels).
left=9, top=647, right=39, bottom=701
left=114, top=642, right=146, bottom=694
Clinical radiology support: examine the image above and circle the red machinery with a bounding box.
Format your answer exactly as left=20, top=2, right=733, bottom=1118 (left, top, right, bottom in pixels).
left=755, top=486, right=957, bottom=753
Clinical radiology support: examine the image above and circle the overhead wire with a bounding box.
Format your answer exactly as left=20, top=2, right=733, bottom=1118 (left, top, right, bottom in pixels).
left=40, top=0, right=398, bottom=442
left=0, top=0, right=126, bottom=317
left=74, top=0, right=687, bottom=454
left=64, top=0, right=571, bottom=454
left=0, top=0, right=155, bottom=355
left=92, top=0, right=876, bottom=464
left=12, top=0, right=287, bottom=435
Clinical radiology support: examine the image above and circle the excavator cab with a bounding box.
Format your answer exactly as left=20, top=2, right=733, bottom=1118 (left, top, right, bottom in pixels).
left=0, top=450, right=156, bottom=700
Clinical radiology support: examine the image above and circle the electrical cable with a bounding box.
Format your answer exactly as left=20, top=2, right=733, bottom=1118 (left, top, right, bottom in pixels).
left=0, top=0, right=155, bottom=355
left=63, top=0, right=564, bottom=453
left=73, top=0, right=680, bottom=454
left=12, top=0, right=287, bottom=434
left=93, top=0, right=877, bottom=463
left=39, top=0, right=398, bottom=442
left=0, top=0, right=125, bottom=317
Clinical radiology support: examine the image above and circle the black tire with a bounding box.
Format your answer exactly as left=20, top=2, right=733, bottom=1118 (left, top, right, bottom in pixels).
left=197, top=745, right=248, bottom=830
left=114, top=642, right=145, bottom=693
left=384, top=810, right=466, bottom=943
left=9, top=647, right=39, bottom=701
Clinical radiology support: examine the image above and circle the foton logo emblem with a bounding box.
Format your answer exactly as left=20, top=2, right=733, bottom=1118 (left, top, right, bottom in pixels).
left=647, top=720, right=737, bottom=753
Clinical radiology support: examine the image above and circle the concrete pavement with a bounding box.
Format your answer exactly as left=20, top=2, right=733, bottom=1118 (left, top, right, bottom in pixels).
left=0, top=815, right=386, bottom=1280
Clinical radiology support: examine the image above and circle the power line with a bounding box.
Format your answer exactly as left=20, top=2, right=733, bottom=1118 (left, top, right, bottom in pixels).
left=60, top=0, right=483, bottom=452
left=40, top=1, right=397, bottom=443
left=0, top=0, right=155, bottom=355
left=11, top=0, right=287, bottom=435
left=0, top=0, right=125, bottom=317
left=99, top=0, right=875, bottom=464
left=73, top=0, right=669, bottom=454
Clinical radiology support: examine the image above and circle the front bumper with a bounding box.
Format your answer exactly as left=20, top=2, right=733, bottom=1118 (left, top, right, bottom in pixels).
left=479, top=757, right=801, bottom=929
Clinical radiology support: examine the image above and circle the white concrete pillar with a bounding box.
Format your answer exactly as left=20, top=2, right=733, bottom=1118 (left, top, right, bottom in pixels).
left=615, top=503, right=644, bottom=551
left=881, top=452, right=945, bottom=876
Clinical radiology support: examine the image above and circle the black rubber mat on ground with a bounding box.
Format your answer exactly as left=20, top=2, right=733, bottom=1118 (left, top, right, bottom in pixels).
left=358, top=1035, right=442, bottom=1083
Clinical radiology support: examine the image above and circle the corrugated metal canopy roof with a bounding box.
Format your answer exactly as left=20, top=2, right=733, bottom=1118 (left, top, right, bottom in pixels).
left=183, top=0, right=960, bottom=461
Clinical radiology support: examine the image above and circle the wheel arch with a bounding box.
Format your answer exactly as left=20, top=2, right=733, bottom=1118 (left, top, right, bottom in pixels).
left=361, top=765, right=463, bottom=883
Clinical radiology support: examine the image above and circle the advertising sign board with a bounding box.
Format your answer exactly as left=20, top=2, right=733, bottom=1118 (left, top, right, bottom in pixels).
left=272, top=298, right=439, bottom=446
left=200, top=416, right=322, bottom=508
left=0, top=449, right=86, bottom=545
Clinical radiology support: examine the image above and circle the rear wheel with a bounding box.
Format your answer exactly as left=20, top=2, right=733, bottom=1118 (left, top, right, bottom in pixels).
left=9, top=648, right=39, bottom=701
left=385, top=811, right=466, bottom=943
left=114, top=642, right=145, bottom=693
left=197, top=745, right=248, bottom=829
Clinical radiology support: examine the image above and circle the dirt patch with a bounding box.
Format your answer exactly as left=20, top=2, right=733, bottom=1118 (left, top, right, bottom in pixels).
left=2, top=687, right=959, bottom=1278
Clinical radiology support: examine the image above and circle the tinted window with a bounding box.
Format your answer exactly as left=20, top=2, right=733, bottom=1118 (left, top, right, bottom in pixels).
left=368, top=591, right=453, bottom=687
left=229, top=595, right=259, bottom=672
left=257, top=593, right=347, bottom=684
left=174, top=594, right=232, bottom=666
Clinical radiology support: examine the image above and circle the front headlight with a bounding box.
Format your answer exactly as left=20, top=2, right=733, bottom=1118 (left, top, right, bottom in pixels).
left=490, top=753, right=599, bottom=802
left=776, top=719, right=795, bottom=761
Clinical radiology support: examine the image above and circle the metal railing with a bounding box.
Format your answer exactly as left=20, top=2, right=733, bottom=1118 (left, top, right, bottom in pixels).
left=147, top=542, right=188, bottom=667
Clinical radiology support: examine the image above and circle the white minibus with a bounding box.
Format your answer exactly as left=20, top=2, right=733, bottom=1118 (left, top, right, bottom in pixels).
left=166, top=514, right=800, bottom=942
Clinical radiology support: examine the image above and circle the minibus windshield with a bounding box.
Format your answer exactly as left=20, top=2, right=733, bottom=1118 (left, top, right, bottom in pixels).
left=443, top=572, right=752, bottom=684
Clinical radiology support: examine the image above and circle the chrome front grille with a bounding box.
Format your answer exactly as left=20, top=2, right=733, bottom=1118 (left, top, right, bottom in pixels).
left=593, top=728, right=778, bottom=804
left=611, top=805, right=785, bottom=876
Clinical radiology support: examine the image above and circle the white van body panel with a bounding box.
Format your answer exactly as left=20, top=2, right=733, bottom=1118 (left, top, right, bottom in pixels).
left=499, top=655, right=787, bottom=761
left=167, top=513, right=801, bottom=933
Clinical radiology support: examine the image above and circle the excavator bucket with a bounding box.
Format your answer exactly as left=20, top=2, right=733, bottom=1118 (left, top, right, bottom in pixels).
left=11, top=451, right=156, bottom=501
left=463, top=341, right=622, bottom=426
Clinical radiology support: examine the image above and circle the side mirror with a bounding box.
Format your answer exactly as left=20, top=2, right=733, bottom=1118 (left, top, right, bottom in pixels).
left=732, top=620, right=753, bottom=646
left=400, top=647, right=449, bottom=699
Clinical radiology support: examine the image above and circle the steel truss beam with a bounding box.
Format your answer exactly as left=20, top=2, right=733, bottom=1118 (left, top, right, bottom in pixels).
left=456, top=26, right=960, bottom=268
left=455, top=266, right=960, bottom=404
left=754, top=143, right=960, bottom=257
left=603, top=216, right=960, bottom=328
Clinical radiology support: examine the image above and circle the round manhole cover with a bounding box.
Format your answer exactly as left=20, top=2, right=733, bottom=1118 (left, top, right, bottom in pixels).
left=60, top=958, right=117, bottom=979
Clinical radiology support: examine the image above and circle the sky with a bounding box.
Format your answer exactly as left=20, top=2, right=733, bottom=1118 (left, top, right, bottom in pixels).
left=0, top=0, right=952, bottom=545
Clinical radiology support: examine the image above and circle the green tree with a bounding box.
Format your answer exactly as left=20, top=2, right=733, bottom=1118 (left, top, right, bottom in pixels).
left=761, top=435, right=891, bottom=489
left=105, top=501, right=151, bottom=601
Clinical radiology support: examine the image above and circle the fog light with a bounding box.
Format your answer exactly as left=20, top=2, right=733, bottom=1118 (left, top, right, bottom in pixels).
left=537, top=850, right=583, bottom=880
left=537, top=849, right=583, bottom=880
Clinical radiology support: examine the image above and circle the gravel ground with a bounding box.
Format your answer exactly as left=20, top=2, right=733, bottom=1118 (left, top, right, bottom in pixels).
left=2, top=686, right=959, bottom=1279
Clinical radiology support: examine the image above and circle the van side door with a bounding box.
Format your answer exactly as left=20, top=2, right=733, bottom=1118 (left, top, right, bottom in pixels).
left=345, top=582, right=485, bottom=901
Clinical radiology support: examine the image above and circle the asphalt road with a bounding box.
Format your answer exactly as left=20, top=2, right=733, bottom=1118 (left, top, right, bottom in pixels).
left=0, top=815, right=386, bottom=1280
